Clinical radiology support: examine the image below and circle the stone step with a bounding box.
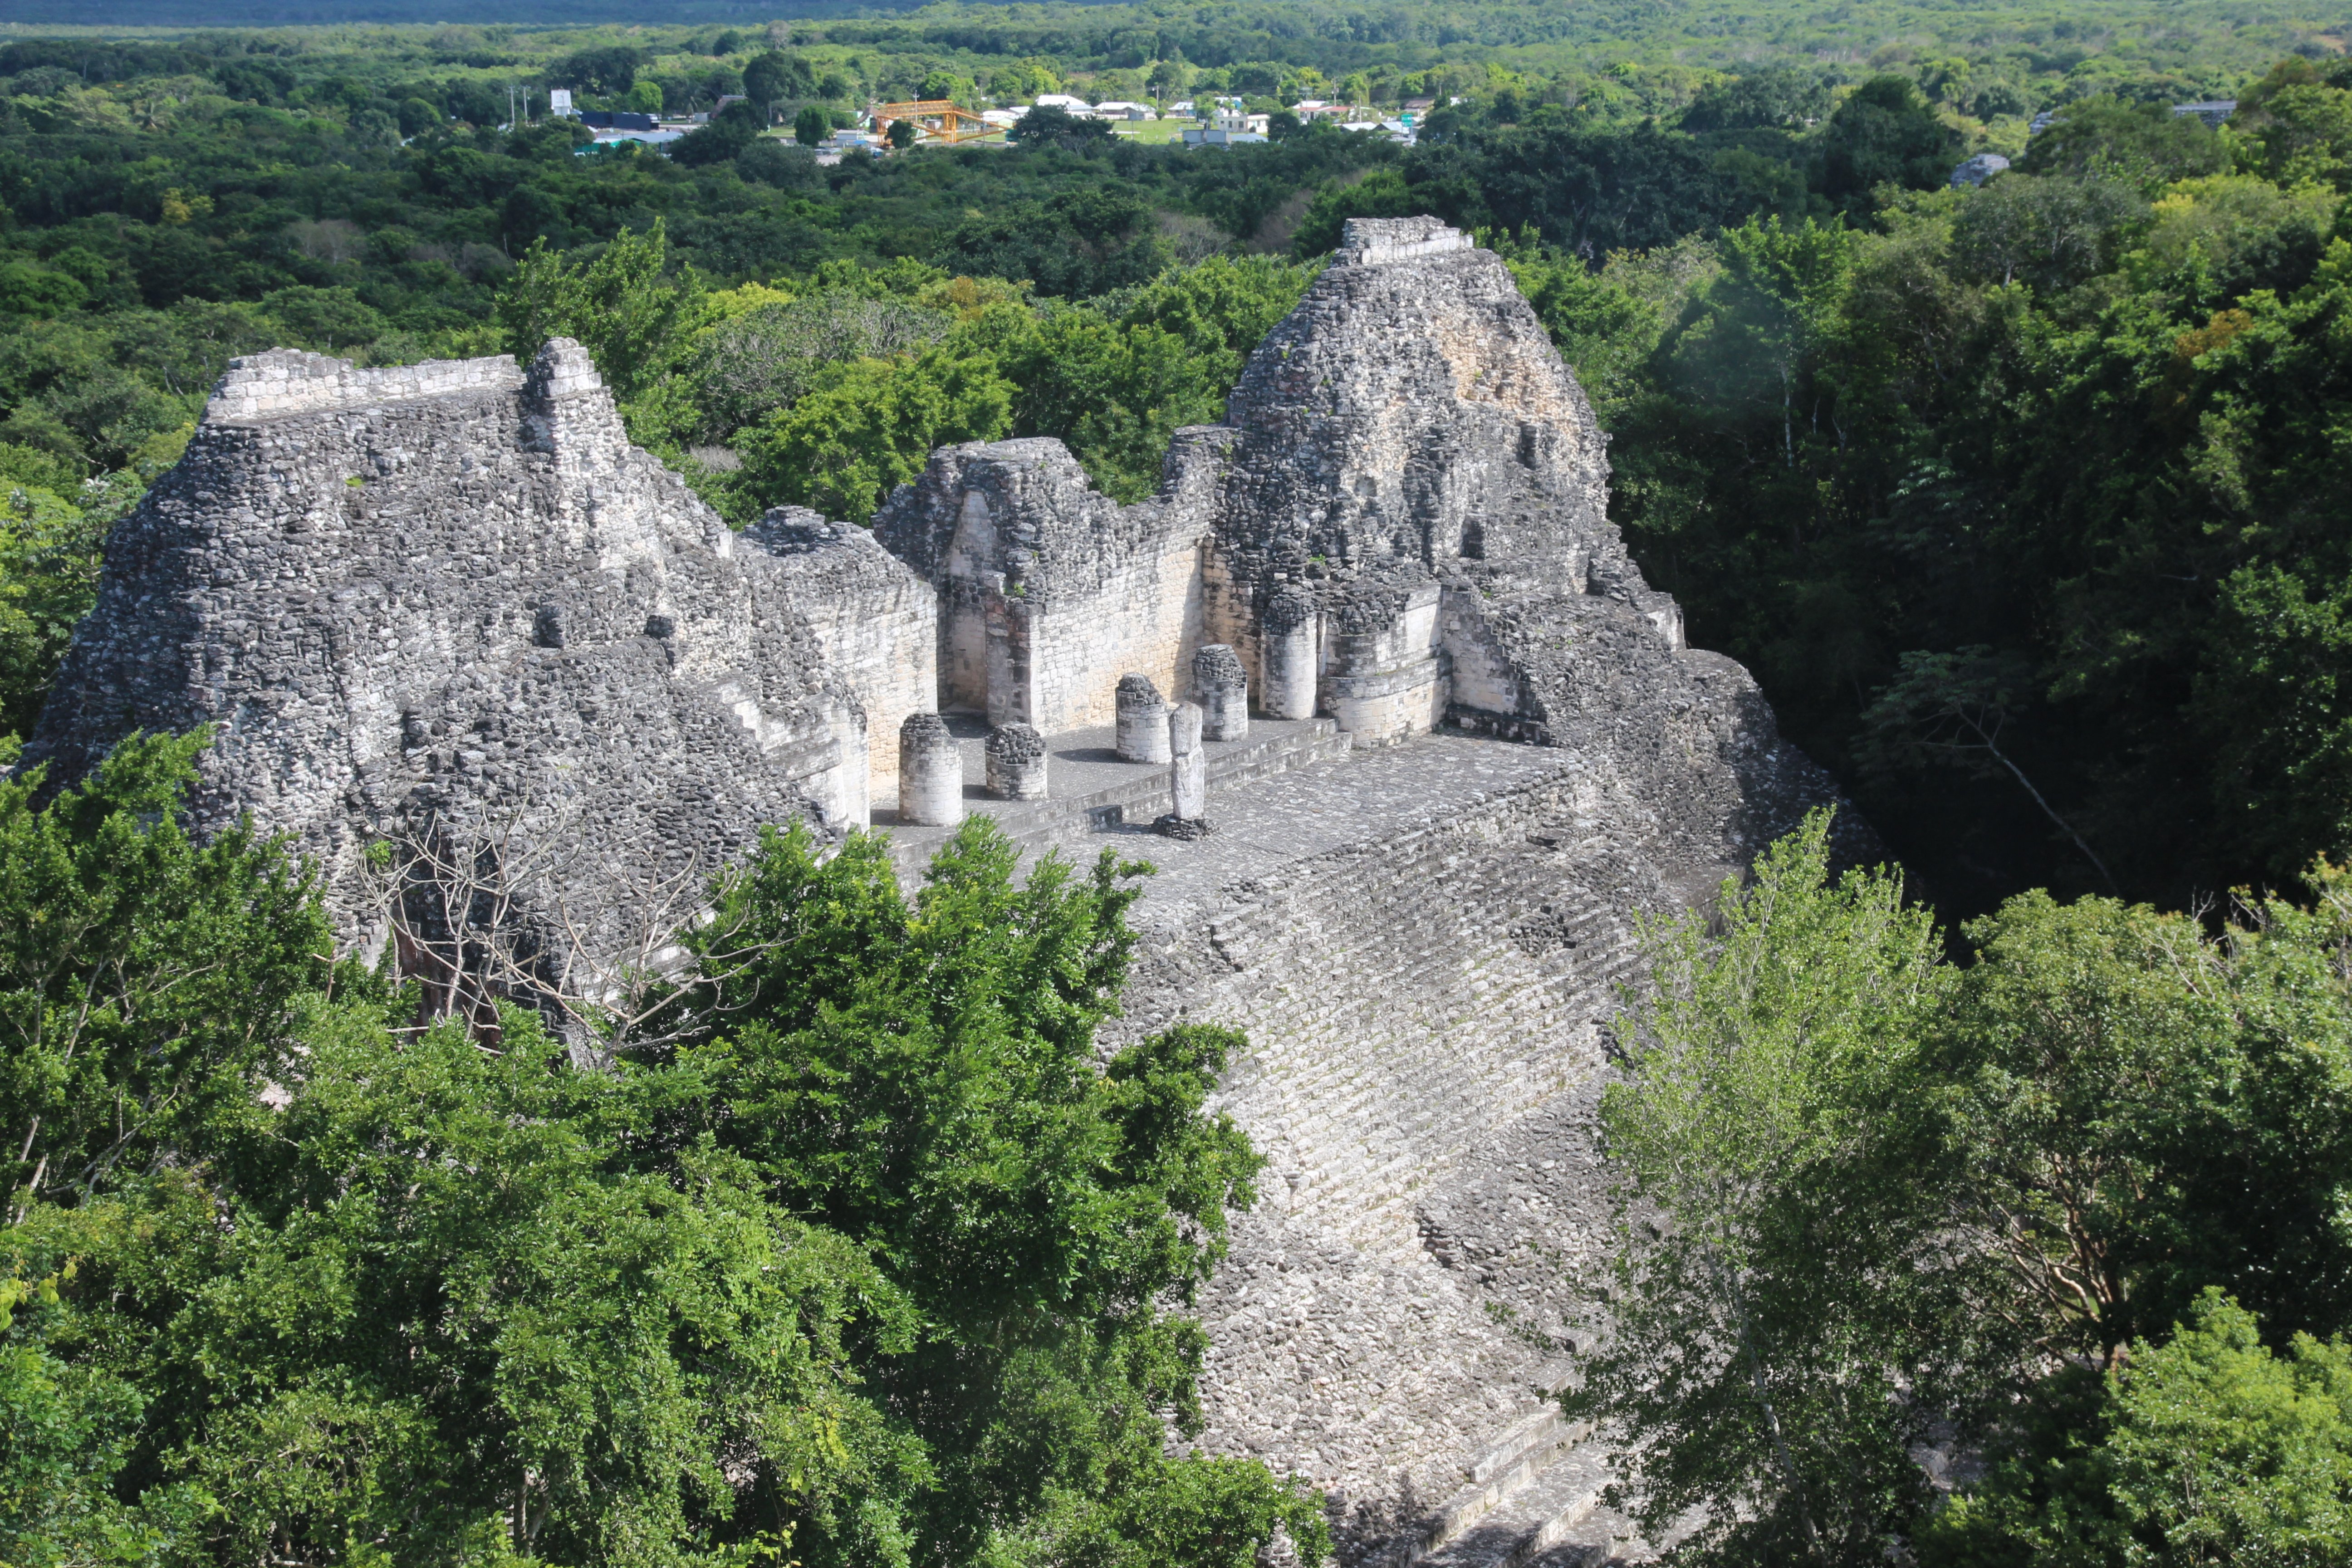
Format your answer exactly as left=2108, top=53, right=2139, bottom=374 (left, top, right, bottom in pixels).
left=1470, top=1408, right=1576, bottom=1486
left=1422, top=1439, right=1612, bottom=1568
left=1363, top=1409, right=1592, bottom=1568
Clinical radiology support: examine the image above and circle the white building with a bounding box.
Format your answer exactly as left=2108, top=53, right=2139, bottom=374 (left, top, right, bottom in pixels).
left=1034, top=93, right=1093, bottom=114
left=1093, top=101, right=1157, bottom=120
left=549, top=88, right=575, bottom=117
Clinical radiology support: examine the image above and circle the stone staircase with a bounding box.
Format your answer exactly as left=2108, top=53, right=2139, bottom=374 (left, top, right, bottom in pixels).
left=1369, top=1406, right=1629, bottom=1568
left=882, top=716, right=1355, bottom=876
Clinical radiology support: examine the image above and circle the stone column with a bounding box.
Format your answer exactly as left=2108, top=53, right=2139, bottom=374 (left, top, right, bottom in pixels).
left=1115, top=674, right=1171, bottom=763
left=1157, top=701, right=1211, bottom=838
left=1260, top=588, right=1318, bottom=720
left=985, top=722, right=1049, bottom=800
left=897, top=713, right=963, bottom=826
left=1194, top=644, right=1249, bottom=741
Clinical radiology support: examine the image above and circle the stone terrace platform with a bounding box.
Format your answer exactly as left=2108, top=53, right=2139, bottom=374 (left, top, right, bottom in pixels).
left=877, top=719, right=1576, bottom=907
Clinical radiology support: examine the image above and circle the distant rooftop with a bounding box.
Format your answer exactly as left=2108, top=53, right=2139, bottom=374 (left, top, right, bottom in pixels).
left=2172, top=99, right=2237, bottom=127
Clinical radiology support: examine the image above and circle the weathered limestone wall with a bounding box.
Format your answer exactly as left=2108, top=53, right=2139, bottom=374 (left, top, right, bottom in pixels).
left=751, top=508, right=937, bottom=797
left=25, top=340, right=875, bottom=960
left=873, top=440, right=1205, bottom=733
left=1021, top=536, right=1205, bottom=730
left=1322, top=583, right=1447, bottom=745
left=205, top=347, right=526, bottom=421
left=1191, top=217, right=1674, bottom=766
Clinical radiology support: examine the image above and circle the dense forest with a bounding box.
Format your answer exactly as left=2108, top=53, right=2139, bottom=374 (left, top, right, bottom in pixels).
left=13, top=6, right=2352, bottom=1565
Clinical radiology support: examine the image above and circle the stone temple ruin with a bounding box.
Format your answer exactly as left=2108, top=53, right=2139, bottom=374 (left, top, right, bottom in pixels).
left=26, top=217, right=1858, bottom=1565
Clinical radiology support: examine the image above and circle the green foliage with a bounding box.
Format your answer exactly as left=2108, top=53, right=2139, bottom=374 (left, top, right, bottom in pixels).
left=1009, top=104, right=1114, bottom=148
left=0, top=730, right=336, bottom=1216
left=1819, top=77, right=1964, bottom=209
left=497, top=220, right=709, bottom=404
left=1587, top=812, right=2352, bottom=1564
left=0, top=748, right=1321, bottom=1568
left=936, top=187, right=1168, bottom=302
left=736, top=346, right=1014, bottom=522
left=650, top=818, right=1317, bottom=1567
left=674, top=103, right=769, bottom=167
left=0, top=1261, right=176, bottom=1566
left=1930, top=873, right=2352, bottom=1359
left=10, top=1005, right=915, bottom=1566
left=0, top=448, right=120, bottom=743
left=2019, top=94, right=2231, bottom=192
left=1293, top=167, right=1419, bottom=257
left=1923, top=1293, right=2352, bottom=1567
left=1570, top=811, right=1958, bottom=1565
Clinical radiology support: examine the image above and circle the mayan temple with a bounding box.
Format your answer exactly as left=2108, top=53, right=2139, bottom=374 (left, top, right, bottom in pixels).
left=26, top=217, right=1859, bottom=1564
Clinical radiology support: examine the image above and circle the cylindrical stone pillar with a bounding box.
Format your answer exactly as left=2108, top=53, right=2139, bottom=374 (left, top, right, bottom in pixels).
left=985, top=722, right=1049, bottom=801
left=1167, top=701, right=1206, bottom=822
left=1194, top=644, right=1249, bottom=741
left=897, top=712, right=963, bottom=826
left=1261, top=589, right=1318, bottom=720
left=1115, top=673, right=1171, bottom=763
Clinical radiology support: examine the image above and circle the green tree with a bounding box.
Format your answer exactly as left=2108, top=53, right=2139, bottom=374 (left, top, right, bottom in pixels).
left=1860, top=647, right=2118, bottom=891
left=795, top=103, right=830, bottom=146
left=1568, top=813, right=1959, bottom=1567
left=673, top=100, right=766, bottom=166
left=2019, top=93, right=2231, bottom=193
left=0, top=1263, right=183, bottom=1565
left=746, top=52, right=817, bottom=110
left=496, top=219, right=710, bottom=405
left=0, top=757, right=1325, bottom=1567
left=1819, top=76, right=1963, bottom=209
left=984, top=308, right=1216, bottom=502
left=1924, top=1292, right=2352, bottom=1567
left=1115, top=254, right=1319, bottom=388
left=1292, top=167, right=1420, bottom=257
left=1927, top=877, right=2352, bottom=1363
left=656, top=819, right=1326, bottom=1567
left=1008, top=104, right=1113, bottom=149
left=0, top=730, right=335, bottom=1218
left=918, top=70, right=975, bottom=104
left=1667, top=216, right=1860, bottom=470
left=0, top=457, right=105, bottom=745
left=11, top=1004, right=916, bottom=1565
left=735, top=345, right=1014, bottom=522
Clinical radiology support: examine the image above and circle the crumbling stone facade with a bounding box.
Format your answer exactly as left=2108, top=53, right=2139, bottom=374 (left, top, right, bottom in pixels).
left=28, top=218, right=1860, bottom=1563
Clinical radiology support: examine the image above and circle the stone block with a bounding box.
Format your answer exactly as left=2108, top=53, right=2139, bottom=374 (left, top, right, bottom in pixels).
left=1116, top=672, right=1172, bottom=762
left=897, top=712, right=962, bottom=826
left=1167, top=701, right=1206, bottom=822
left=1195, top=643, right=1249, bottom=741
left=985, top=721, right=1049, bottom=800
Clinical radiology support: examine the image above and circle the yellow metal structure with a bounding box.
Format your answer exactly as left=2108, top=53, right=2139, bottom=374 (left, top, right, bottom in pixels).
left=871, top=100, right=999, bottom=144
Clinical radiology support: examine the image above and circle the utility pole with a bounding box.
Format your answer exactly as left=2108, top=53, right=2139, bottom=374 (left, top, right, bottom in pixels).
left=507, top=82, right=516, bottom=129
